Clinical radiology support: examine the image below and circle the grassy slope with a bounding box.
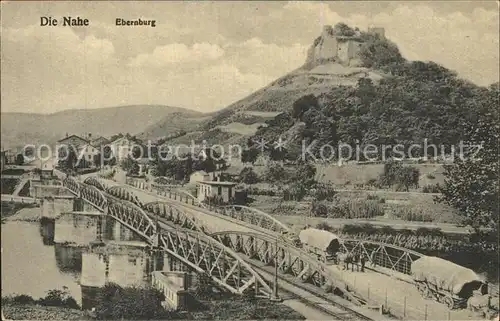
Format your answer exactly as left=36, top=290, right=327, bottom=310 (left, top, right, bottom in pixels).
left=197, top=63, right=383, bottom=132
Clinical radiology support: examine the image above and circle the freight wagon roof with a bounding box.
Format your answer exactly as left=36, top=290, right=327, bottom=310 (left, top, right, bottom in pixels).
left=299, top=228, right=339, bottom=251
left=411, top=256, right=482, bottom=295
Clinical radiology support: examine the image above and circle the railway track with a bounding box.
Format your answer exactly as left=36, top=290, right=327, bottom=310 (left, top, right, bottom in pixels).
left=248, top=261, right=379, bottom=321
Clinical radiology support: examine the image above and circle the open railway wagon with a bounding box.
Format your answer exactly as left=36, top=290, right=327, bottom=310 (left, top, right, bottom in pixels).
left=297, top=228, right=341, bottom=263
left=411, top=256, right=488, bottom=309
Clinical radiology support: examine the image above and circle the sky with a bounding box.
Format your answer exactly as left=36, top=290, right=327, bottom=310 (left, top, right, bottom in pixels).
left=1, top=1, right=499, bottom=114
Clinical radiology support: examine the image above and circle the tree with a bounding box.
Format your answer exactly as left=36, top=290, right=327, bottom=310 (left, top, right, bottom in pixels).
left=292, top=94, right=319, bottom=120
left=93, top=153, right=102, bottom=168
left=291, top=162, right=317, bottom=188
left=241, top=148, right=259, bottom=164
left=15, top=153, right=24, bottom=165
left=333, top=22, right=356, bottom=36
left=438, top=84, right=499, bottom=234
left=264, top=162, right=287, bottom=183
left=358, top=35, right=404, bottom=69
left=120, top=156, right=139, bottom=175
left=240, top=167, right=259, bottom=184
left=58, top=147, right=77, bottom=171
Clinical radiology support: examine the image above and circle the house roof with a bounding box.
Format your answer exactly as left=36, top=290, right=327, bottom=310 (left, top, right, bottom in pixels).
left=57, top=134, right=89, bottom=144
left=91, top=136, right=110, bottom=146
left=197, top=180, right=237, bottom=186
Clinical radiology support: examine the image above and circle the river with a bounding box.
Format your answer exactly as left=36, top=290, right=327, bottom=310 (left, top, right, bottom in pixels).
left=1, top=221, right=83, bottom=303
left=1, top=218, right=151, bottom=307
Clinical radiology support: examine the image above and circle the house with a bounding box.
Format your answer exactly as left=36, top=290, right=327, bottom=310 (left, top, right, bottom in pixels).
left=189, top=170, right=210, bottom=184
left=57, top=134, right=103, bottom=167
left=78, top=143, right=101, bottom=167
left=197, top=180, right=237, bottom=203
left=109, top=135, right=147, bottom=161
left=90, top=135, right=110, bottom=148
left=57, top=134, right=89, bottom=151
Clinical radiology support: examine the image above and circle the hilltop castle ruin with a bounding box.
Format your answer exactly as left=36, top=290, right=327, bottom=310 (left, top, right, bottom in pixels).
left=306, top=25, right=385, bottom=67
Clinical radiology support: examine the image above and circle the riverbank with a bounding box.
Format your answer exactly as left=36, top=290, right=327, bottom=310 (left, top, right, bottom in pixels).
left=2, top=303, right=89, bottom=320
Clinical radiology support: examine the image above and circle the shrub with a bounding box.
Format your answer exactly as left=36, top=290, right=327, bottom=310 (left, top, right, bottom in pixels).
left=38, top=288, right=79, bottom=309
left=422, top=184, right=440, bottom=193
left=379, top=162, right=420, bottom=191
left=264, top=162, right=287, bottom=182
left=283, top=183, right=307, bottom=201
left=344, top=199, right=383, bottom=219
left=316, top=222, right=333, bottom=231
left=366, top=178, right=379, bottom=187
left=239, top=167, right=259, bottom=184
left=393, top=207, right=434, bottom=222
left=311, top=200, right=329, bottom=217
left=94, top=283, right=174, bottom=320
left=426, top=173, right=436, bottom=179
left=313, top=184, right=336, bottom=201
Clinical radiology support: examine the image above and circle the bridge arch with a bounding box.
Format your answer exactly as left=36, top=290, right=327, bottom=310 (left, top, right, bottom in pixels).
left=157, top=226, right=273, bottom=296
left=143, top=201, right=205, bottom=232
left=79, top=184, right=107, bottom=211
left=219, top=206, right=291, bottom=234
left=107, top=186, right=143, bottom=208
left=83, top=176, right=107, bottom=191
left=106, top=198, right=157, bottom=242
left=63, top=176, right=81, bottom=197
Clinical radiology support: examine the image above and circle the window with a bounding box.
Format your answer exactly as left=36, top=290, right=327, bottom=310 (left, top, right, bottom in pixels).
left=218, top=186, right=222, bottom=195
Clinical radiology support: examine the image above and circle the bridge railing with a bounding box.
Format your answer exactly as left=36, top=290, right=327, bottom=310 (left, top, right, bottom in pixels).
left=125, top=178, right=293, bottom=235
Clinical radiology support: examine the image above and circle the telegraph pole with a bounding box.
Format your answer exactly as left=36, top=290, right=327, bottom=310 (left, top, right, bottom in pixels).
left=270, top=236, right=282, bottom=302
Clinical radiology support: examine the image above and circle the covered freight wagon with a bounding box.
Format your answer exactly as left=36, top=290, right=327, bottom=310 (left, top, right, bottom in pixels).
left=298, top=228, right=340, bottom=262
left=411, top=256, right=487, bottom=309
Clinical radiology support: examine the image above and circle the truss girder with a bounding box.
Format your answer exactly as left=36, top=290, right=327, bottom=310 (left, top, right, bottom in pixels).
left=157, top=226, right=272, bottom=296
left=143, top=201, right=204, bottom=232
left=215, top=205, right=291, bottom=234
left=339, top=238, right=424, bottom=275
left=211, top=231, right=360, bottom=303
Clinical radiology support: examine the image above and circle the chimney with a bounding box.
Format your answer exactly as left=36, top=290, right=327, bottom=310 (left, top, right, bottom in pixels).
left=88, top=133, right=92, bottom=140
left=66, top=133, right=68, bottom=138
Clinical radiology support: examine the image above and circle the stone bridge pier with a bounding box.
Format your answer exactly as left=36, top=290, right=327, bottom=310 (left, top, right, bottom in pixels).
left=54, top=212, right=106, bottom=245
left=41, top=196, right=76, bottom=219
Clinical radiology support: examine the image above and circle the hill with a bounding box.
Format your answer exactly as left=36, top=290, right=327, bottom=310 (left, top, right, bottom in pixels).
left=190, top=23, right=498, bottom=155
left=0, top=105, right=202, bottom=150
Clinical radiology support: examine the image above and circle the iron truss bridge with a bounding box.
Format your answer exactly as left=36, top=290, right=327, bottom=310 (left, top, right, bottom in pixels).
left=63, top=176, right=273, bottom=296
left=63, top=176, right=429, bottom=296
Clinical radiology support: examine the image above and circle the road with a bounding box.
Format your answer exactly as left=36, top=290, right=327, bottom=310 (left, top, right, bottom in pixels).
left=277, top=216, right=474, bottom=235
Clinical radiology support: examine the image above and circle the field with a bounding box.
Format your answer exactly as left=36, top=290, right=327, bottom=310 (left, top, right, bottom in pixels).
left=315, top=163, right=446, bottom=190
left=250, top=190, right=460, bottom=224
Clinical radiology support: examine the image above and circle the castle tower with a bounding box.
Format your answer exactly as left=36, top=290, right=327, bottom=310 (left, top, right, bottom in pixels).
left=322, top=25, right=334, bottom=36
left=368, top=27, right=385, bottom=39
